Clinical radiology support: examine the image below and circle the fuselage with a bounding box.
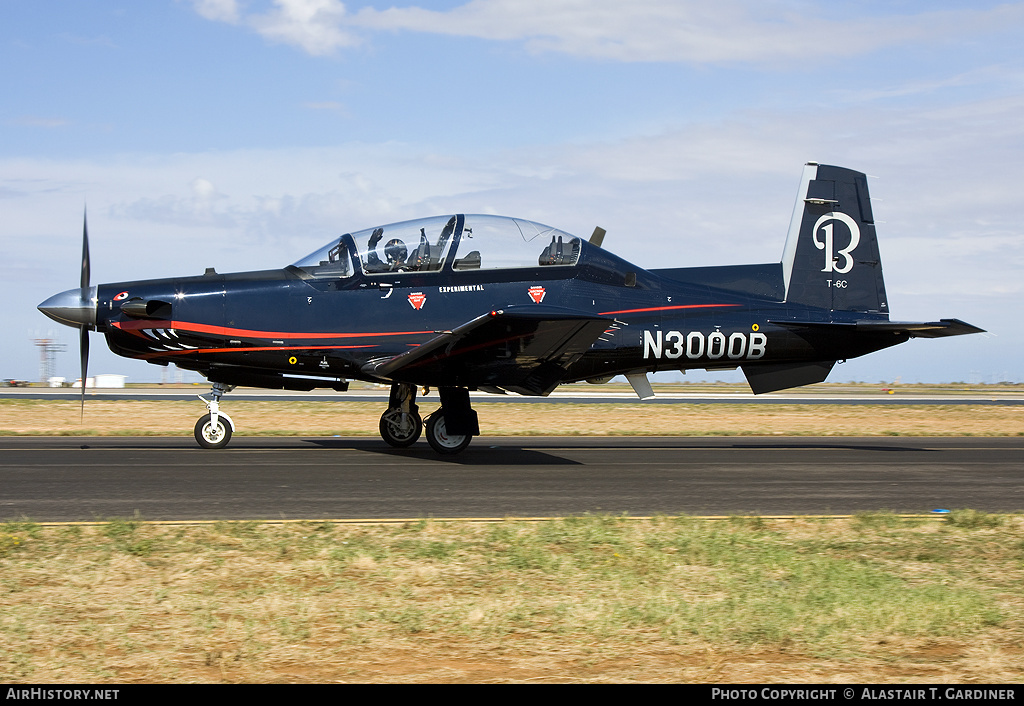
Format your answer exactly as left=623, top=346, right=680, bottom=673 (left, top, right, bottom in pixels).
left=85, top=234, right=901, bottom=393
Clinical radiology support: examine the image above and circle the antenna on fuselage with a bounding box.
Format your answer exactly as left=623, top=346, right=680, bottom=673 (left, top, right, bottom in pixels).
left=589, top=226, right=606, bottom=248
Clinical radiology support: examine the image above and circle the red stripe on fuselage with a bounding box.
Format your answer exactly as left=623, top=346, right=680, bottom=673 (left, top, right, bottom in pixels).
left=111, top=320, right=435, bottom=339
left=598, top=304, right=741, bottom=316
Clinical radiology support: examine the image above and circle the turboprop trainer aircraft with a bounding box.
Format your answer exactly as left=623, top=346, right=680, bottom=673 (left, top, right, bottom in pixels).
left=39, top=163, right=984, bottom=453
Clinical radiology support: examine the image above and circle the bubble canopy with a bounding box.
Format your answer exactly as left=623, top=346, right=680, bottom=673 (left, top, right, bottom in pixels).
left=291, top=215, right=581, bottom=278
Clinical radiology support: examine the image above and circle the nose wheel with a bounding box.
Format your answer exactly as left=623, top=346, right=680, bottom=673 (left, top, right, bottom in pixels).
left=195, top=413, right=232, bottom=449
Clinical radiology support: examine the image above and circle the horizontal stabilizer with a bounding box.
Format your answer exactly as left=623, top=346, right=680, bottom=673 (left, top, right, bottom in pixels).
left=362, top=306, right=611, bottom=395
left=770, top=318, right=985, bottom=338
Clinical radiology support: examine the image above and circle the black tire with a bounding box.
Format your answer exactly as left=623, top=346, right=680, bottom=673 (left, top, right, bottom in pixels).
left=194, top=413, right=232, bottom=449
left=425, top=412, right=472, bottom=455
left=379, top=408, right=422, bottom=447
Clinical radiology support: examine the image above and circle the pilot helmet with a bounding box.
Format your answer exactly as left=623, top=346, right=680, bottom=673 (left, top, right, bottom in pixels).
left=384, top=238, right=408, bottom=264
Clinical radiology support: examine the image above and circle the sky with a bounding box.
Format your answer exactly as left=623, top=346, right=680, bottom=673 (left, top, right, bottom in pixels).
left=2, top=0, right=1023, bottom=386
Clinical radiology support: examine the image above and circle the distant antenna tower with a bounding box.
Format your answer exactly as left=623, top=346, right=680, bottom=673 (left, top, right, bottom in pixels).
left=33, top=337, right=67, bottom=384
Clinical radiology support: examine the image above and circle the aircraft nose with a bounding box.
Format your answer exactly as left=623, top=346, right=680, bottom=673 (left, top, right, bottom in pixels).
left=38, top=286, right=97, bottom=328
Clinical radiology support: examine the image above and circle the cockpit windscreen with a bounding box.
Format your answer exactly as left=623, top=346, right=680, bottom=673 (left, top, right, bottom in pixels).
left=291, top=214, right=580, bottom=277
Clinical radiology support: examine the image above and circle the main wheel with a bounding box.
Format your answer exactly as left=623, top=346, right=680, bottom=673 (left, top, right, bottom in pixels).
left=425, top=412, right=472, bottom=455
left=194, top=413, right=232, bottom=449
left=379, top=408, right=422, bottom=447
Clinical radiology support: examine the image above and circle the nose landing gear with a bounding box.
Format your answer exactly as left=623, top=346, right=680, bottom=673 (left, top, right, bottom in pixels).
left=379, top=382, right=422, bottom=447
left=195, top=382, right=235, bottom=449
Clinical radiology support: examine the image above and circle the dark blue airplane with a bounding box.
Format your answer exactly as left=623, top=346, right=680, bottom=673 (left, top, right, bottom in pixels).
left=39, top=163, right=983, bottom=453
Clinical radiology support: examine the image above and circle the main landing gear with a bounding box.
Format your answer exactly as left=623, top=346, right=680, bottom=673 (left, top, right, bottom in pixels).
left=194, top=382, right=235, bottom=449
left=379, top=383, right=479, bottom=455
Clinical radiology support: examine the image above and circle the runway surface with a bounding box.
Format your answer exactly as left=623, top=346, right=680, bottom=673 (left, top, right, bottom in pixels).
left=2, top=436, right=1022, bottom=522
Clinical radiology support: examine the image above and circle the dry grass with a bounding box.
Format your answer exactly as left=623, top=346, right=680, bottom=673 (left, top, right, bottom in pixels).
left=1, top=514, right=1022, bottom=683
left=1, top=399, right=1022, bottom=437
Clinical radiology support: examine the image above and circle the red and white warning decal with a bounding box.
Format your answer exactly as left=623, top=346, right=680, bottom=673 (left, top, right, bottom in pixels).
left=527, top=286, right=546, bottom=303
left=407, top=292, right=426, bottom=310
left=114, top=291, right=129, bottom=301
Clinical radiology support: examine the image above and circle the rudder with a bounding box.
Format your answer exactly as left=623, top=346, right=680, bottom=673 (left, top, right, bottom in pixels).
left=781, top=163, right=888, bottom=314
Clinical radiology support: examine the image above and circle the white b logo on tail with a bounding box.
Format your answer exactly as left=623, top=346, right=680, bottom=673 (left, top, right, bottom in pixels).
left=813, top=212, right=860, bottom=274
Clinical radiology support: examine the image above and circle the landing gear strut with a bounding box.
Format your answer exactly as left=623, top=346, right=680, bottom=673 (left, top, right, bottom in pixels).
left=195, top=382, right=235, bottom=449
left=379, top=383, right=422, bottom=447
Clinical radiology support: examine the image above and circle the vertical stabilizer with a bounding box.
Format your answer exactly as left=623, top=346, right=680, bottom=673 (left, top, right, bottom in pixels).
left=781, top=163, right=888, bottom=314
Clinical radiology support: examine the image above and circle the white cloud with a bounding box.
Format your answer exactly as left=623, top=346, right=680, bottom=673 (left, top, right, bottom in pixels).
left=251, top=0, right=358, bottom=55
left=113, top=177, right=235, bottom=228
left=190, top=0, right=1024, bottom=64
left=303, top=100, right=351, bottom=118
left=362, top=0, right=1024, bottom=64
left=191, top=0, right=359, bottom=55
left=8, top=116, right=72, bottom=128
left=833, top=64, right=1024, bottom=104
left=353, top=0, right=839, bottom=63
left=191, top=0, right=241, bottom=23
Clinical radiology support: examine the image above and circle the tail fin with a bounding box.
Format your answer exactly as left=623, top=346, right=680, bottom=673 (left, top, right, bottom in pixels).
left=781, top=163, right=888, bottom=314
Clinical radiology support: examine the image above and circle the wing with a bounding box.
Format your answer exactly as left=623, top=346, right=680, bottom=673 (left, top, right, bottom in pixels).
left=361, top=305, right=612, bottom=396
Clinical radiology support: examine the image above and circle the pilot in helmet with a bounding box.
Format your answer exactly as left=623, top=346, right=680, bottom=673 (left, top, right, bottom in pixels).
left=385, top=238, right=408, bottom=271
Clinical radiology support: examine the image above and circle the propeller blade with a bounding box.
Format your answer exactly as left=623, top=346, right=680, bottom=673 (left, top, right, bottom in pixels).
left=589, top=226, right=606, bottom=248
left=81, top=209, right=90, bottom=291
left=80, top=323, right=89, bottom=421
left=80, top=208, right=91, bottom=422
